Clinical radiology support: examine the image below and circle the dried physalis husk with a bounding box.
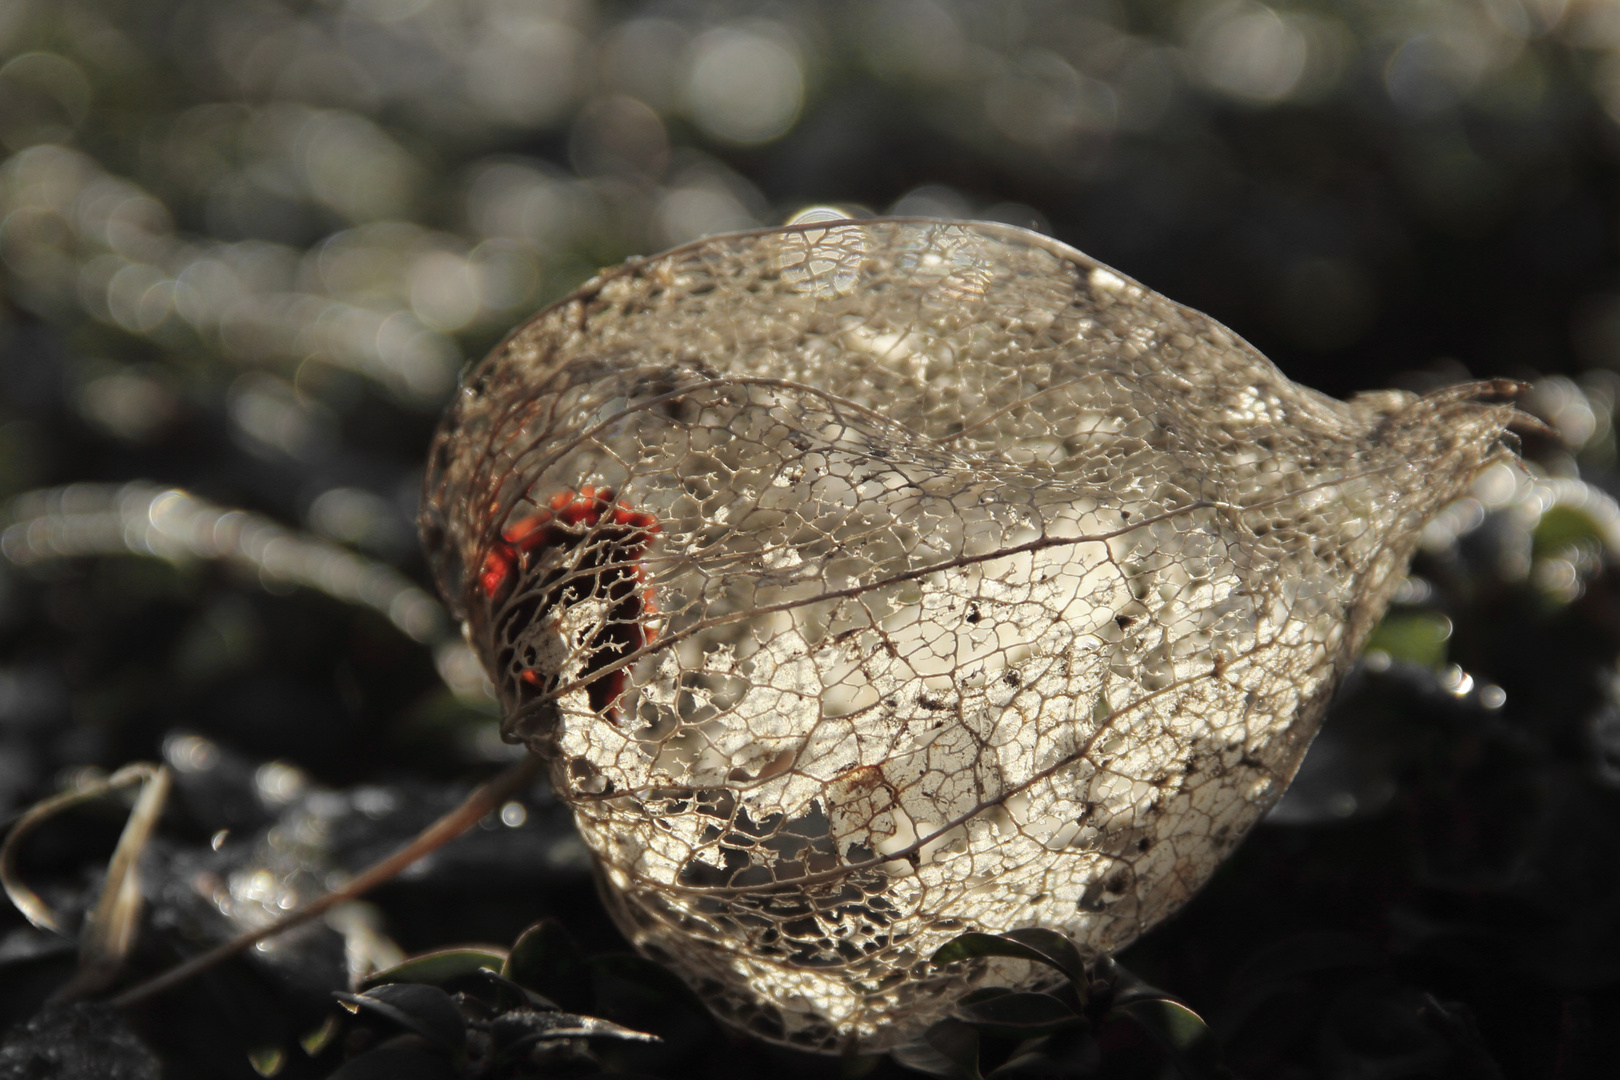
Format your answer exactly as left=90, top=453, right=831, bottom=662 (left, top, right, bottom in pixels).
left=419, top=219, right=1519, bottom=1052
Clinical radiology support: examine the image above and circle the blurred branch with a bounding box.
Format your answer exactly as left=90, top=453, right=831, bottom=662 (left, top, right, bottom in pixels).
left=0, top=481, right=493, bottom=702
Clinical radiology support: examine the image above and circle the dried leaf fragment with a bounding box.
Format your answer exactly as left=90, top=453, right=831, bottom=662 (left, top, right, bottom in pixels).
left=420, top=219, right=1519, bottom=1052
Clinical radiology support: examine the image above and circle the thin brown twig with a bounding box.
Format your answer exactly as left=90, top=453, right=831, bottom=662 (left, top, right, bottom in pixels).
left=109, top=751, right=547, bottom=1010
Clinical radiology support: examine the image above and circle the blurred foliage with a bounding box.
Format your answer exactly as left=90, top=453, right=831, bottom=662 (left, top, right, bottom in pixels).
left=900, top=929, right=1227, bottom=1080
left=5, top=0, right=1620, bottom=1076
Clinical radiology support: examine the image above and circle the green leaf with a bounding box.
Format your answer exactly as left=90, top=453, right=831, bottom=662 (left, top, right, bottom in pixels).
left=930, top=931, right=1083, bottom=989
left=953, top=991, right=1080, bottom=1038
left=246, top=1044, right=284, bottom=1077
left=360, top=947, right=506, bottom=991
left=587, top=953, right=707, bottom=1011
left=1095, top=956, right=1172, bottom=1006
left=489, top=1006, right=659, bottom=1061
left=891, top=1019, right=983, bottom=1080
left=503, top=918, right=588, bottom=1009
left=298, top=1015, right=343, bottom=1057
left=1533, top=504, right=1606, bottom=560
left=1364, top=612, right=1451, bottom=668
left=334, top=984, right=466, bottom=1055
left=470, top=966, right=559, bottom=1012
left=998, top=928, right=1087, bottom=986
left=1114, top=997, right=1221, bottom=1080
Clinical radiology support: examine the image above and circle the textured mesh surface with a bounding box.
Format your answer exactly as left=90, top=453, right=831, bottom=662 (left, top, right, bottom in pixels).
left=420, top=219, right=1518, bottom=1052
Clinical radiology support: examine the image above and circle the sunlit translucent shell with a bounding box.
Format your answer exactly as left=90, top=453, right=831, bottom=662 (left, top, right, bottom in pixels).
left=420, top=219, right=1517, bottom=1052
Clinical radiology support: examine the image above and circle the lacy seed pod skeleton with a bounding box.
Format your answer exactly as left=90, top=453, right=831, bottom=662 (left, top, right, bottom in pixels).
left=419, top=219, right=1519, bottom=1053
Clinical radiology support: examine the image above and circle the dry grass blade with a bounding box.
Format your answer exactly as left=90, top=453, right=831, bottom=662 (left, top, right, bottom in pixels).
left=0, top=763, right=171, bottom=1000
left=63, top=765, right=172, bottom=1000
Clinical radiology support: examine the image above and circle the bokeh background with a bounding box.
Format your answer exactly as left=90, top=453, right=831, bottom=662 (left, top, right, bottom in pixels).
left=5, top=1, right=1620, bottom=1077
